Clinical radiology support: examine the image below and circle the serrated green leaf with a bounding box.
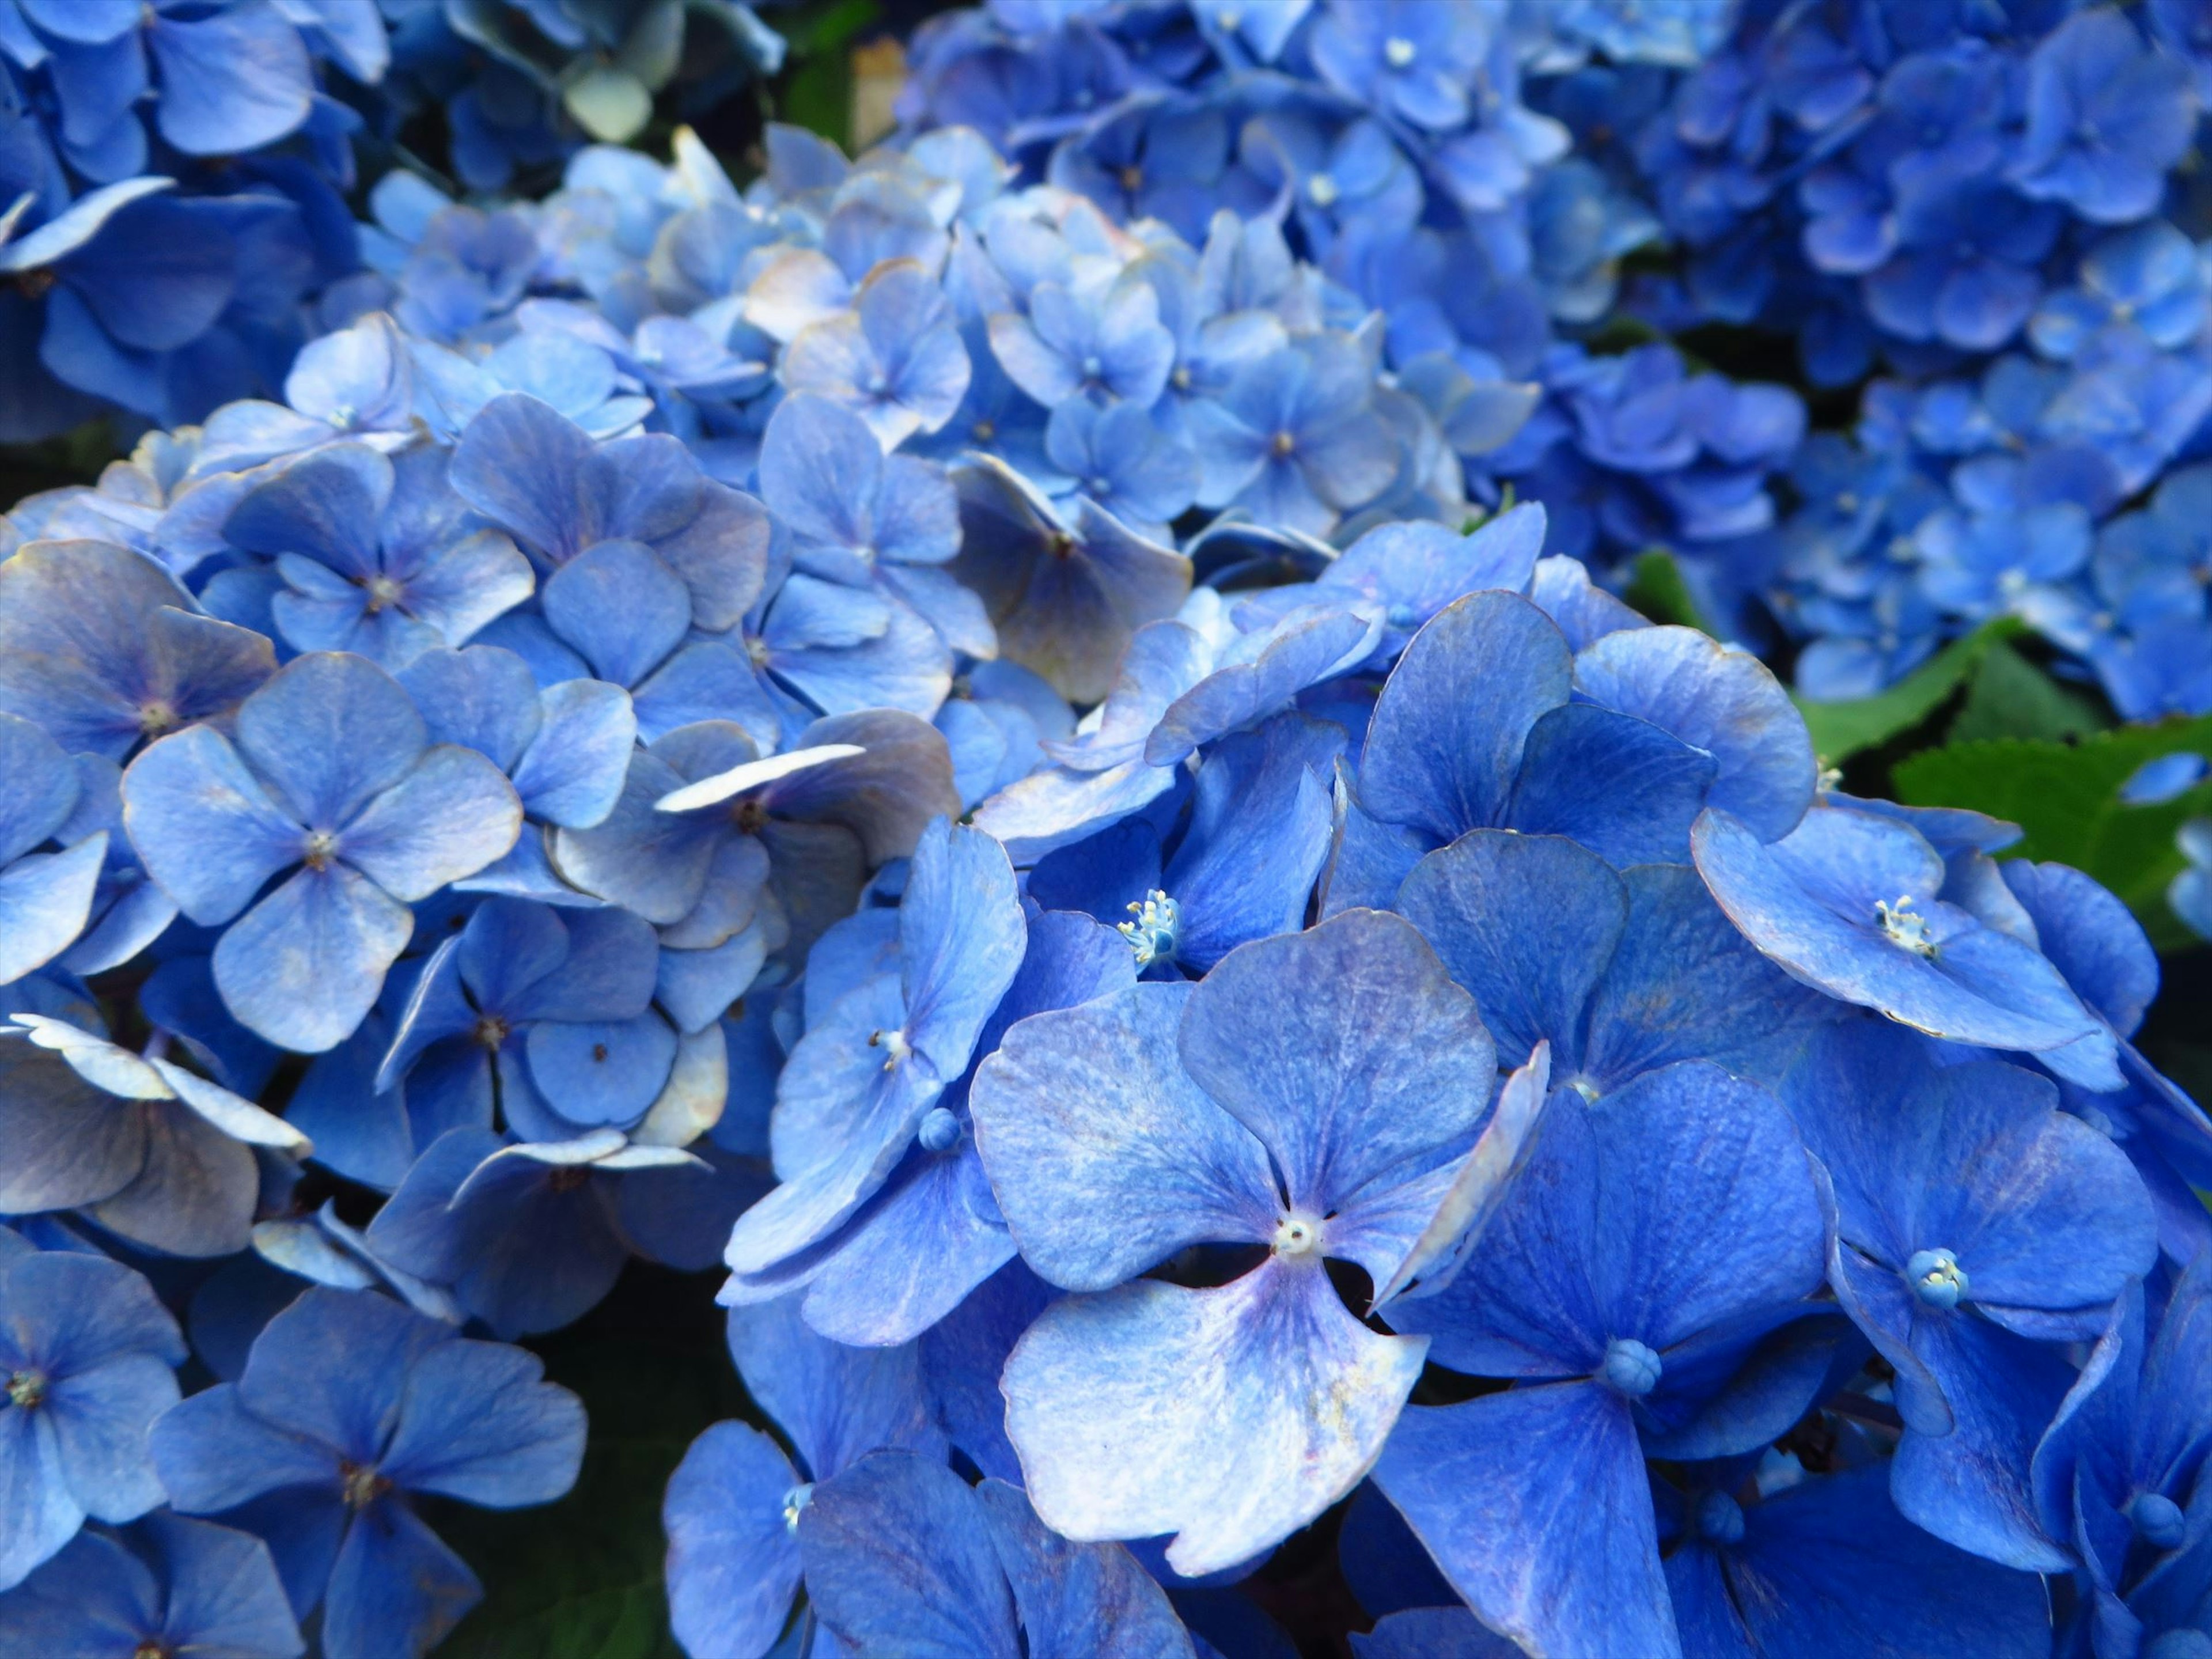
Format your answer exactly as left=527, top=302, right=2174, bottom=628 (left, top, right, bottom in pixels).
left=1891, top=714, right=2212, bottom=950
left=1947, top=641, right=2107, bottom=745
left=1794, top=616, right=2025, bottom=766
left=432, top=1277, right=752, bottom=1659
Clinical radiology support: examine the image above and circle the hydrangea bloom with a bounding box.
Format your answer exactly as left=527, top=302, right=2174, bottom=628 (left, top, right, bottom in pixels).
left=0, top=19, right=2206, bottom=1655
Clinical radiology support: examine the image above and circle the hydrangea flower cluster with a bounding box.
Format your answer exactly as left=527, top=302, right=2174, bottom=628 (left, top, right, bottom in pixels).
left=0, top=0, right=789, bottom=442
left=0, top=10, right=2210, bottom=1659
left=887, top=0, right=2212, bottom=715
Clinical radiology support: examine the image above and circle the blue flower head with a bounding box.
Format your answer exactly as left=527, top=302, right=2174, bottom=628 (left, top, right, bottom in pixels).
left=970, top=909, right=1499, bottom=1574
left=120, top=651, right=524, bottom=1052
left=150, top=1287, right=584, bottom=1659
left=0, top=1234, right=186, bottom=1590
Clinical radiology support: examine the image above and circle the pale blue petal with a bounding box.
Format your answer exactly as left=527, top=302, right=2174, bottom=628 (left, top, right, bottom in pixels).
left=1003, top=1261, right=1427, bottom=1576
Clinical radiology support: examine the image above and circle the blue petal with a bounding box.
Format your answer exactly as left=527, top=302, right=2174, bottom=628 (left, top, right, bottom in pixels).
left=723, top=1291, right=943, bottom=1481
left=540, top=540, right=691, bottom=688
left=1168, top=714, right=1341, bottom=973
left=797, top=1451, right=1021, bottom=1659
left=663, top=1421, right=804, bottom=1659
left=377, top=1337, right=583, bottom=1505
left=1145, top=607, right=1377, bottom=768
left=1505, top=703, right=1717, bottom=866
left=1399, top=830, right=1627, bottom=1079
left=1374, top=1384, right=1674, bottom=1659
left=339, top=745, right=521, bottom=902
left=213, top=865, right=414, bottom=1053
left=1177, top=909, right=1494, bottom=1276
left=120, top=724, right=301, bottom=925
left=1002, top=1260, right=1427, bottom=1576
left=974, top=1476, right=1198, bottom=1658
left=895, top=819, right=1025, bottom=1081
left=512, top=677, right=635, bottom=830
left=1359, top=591, right=1571, bottom=844
left=233, top=654, right=427, bottom=832
left=147, top=5, right=313, bottom=154
left=1574, top=626, right=1816, bottom=843
left=0, top=834, right=106, bottom=987
left=320, top=1497, right=480, bottom=1659
left=968, top=982, right=1277, bottom=1289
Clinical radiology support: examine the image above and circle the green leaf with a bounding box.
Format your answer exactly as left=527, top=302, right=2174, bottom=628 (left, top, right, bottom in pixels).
left=1946, top=641, right=2108, bottom=745
left=433, top=1273, right=752, bottom=1659
left=1891, top=714, right=2212, bottom=950
left=1621, top=549, right=1713, bottom=635
left=1794, top=617, right=2025, bottom=766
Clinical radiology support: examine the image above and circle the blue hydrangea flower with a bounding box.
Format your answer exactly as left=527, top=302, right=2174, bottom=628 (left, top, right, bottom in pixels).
left=722, top=903, right=1131, bottom=1347
left=1339, top=591, right=1812, bottom=888
left=1694, top=799, right=2123, bottom=1091
left=2034, top=1264, right=2212, bottom=1656
left=373, top=896, right=675, bottom=1150
left=1031, top=712, right=1340, bottom=979
left=120, top=652, right=523, bottom=1051
left=758, top=392, right=990, bottom=657
left=722, top=818, right=1025, bottom=1320
left=781, top=261, right=972, bottom=450
left=150, top=1287, right=584, bottom=1659
left=1307, top=0, right=1495, bottom=133
left=2009, top=7, right=2196, bottom=225
left=1184, top=336, right=1401, bottom=536
left=1375, top=1064, right=1831, bottom=1659
left=0, top=1234, right=185, bottom=1590
left=226, top=445, right=536, bottom=671
left=0, top=1510, right=304, bottom=1659
left=970, top=910, right=1497, bottom=1574
left=449, top=391, right=770, bottom=634
left=0, top=535, right=274, bottom=761
left=1781, top=1021, right=2157, bottom=1570
left=988, top=269, right=1177, bottom=410
left=663, top=1294, right=944, bottom=1659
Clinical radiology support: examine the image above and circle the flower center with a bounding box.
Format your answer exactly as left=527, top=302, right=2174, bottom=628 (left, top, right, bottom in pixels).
left=1906, top=1247, right=1968, bottom=1310
left=6, top=1369, right=46, bottom=1410
left=361, top=574, right=406, bottom=614
left=870, top=1028, right=914, bottom=1071
left=474, top=1013, right=510, bottom=1051
left=134, top=1642, right=176, bottom=1659
left=1272, top=1213, right=1324, bottom=1258
left=1600, top=1336, right=1662, bottom=1397
left=1271, top=429, right=1297, bottom=457
left=338, top=1459, right=391, bottom=1509
left=138, top=699, right=179, bottom=737
left=1118, top=889, right=1181, bottom=968
left=1119, top=165, right=1144, bottom=195
left=972, top=418, right=997, bottom=442
left=549, top=1165, right=592, bottom=1192
left=1306, top=172, right=1340, bottom=208
left=918, top=1107, right=963, bottom=1153
left=782, top=1481, right=814, bottom=1531
left=1384, top=36, right=1416, bottom=67
left=1081, top=354, right=1104, bottom=381
left=301, top=830, right=342, bottom=871
left=1873, top=895, right=1936, bottom=956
